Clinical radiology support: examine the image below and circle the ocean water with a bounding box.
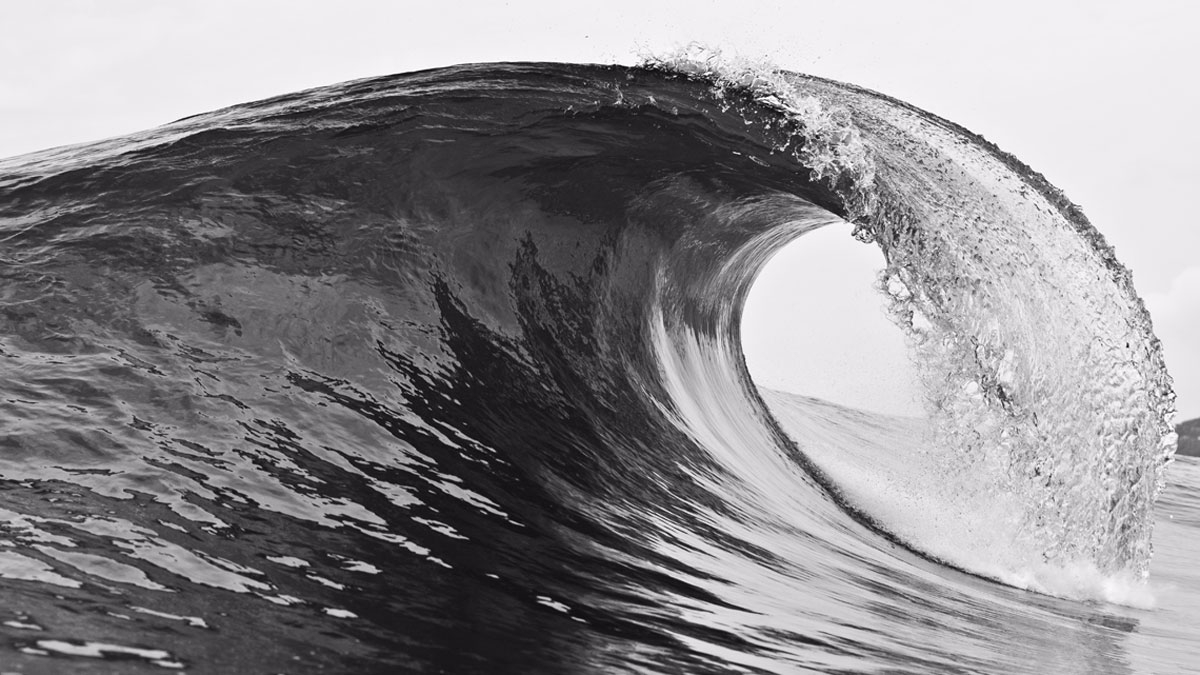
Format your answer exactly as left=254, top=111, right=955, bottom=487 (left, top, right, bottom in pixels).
left=0, top=55, right=1193, bottom=673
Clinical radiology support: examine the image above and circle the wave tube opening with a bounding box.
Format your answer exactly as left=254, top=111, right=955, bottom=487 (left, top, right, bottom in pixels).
left=742, top=222, right=922, bottom=418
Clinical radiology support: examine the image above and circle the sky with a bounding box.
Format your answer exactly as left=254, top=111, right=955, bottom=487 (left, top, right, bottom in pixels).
left=1, top=0, right=1197, bottom=419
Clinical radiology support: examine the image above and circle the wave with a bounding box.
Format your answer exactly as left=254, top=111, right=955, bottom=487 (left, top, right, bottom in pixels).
left=0, top=56, right=1176, bottom=672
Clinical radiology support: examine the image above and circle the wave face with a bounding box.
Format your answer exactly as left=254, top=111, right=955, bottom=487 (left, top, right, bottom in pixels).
left=0, top=61, right=1178, bottom=673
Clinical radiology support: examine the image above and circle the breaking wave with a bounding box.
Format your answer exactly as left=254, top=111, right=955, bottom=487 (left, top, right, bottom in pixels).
left=0, top=54, right=1176, bottom=673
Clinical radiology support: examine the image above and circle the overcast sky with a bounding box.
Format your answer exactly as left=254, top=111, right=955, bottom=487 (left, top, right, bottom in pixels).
left=2, top=1, right=1197, bottom=420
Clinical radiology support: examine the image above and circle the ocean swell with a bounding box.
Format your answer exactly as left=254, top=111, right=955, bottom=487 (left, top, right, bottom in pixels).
left=0, top=60, right=1175, bottom=672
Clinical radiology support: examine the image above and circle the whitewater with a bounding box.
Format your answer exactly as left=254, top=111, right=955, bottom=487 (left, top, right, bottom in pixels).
left=0, top=54, right=1196, bottom=673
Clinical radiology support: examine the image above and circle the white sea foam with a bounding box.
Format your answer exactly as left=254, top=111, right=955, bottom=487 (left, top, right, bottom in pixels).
left=762, top=388, right=1160, bottom=607
left=644, top=45, right=878, bottom=230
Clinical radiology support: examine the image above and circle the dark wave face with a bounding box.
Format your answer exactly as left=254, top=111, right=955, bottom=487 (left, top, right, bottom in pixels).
left=0, top=59, right=1178, bottom=673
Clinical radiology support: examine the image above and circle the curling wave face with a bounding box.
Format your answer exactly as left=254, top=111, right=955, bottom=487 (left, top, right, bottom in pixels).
left=0, top=60, right=1176, bottom=673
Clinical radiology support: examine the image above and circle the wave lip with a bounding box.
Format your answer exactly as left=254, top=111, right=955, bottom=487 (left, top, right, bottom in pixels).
left=650, top=48, right=1173, bottom=581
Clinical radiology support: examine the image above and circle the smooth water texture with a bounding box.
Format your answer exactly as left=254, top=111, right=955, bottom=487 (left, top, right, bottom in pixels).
left=0, top=56, right=1189, bottom=673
